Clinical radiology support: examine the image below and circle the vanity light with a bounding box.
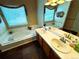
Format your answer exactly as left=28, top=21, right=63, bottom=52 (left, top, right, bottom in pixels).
left=50, top=2, right=58, bottom=6
left=45, top=0, right=65, bottom=7
left=57, top=0, right=65, bottom=4
left=66, top=0, right=72, bottom=1
left=45, top=0, right=72, bottom=7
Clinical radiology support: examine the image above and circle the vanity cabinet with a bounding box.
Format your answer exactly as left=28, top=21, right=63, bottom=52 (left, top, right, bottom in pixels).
left=42, top=39, right=50, bottom=57
left=36, top=33, right=60, bottom=59
left=36, top=33, right=43, bottom=47
left=49, top=49, right=60, bottom=59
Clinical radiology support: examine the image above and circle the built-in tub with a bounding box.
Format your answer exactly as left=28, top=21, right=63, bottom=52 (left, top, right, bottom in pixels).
left=0, top=27, right=36, bottom=52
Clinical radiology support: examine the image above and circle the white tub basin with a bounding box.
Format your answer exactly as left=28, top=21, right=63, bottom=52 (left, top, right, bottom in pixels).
left=0, top=29, right=36, bottom=46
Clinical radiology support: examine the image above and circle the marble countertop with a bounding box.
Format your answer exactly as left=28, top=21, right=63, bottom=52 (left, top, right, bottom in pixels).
left=35, top=27, right=79, bottom=59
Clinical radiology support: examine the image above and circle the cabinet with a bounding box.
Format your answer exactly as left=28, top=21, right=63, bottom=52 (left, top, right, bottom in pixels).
left=43, top=40, right=50, bottom=57
left=36, top=33, right=43, bottom=47
left=36, top=33, right=60, bottom=59
left=49, top=49, right=60, bottom=59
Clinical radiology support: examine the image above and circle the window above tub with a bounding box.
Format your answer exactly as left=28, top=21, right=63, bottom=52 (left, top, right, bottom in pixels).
left=0, top=5, right=28, bottom=28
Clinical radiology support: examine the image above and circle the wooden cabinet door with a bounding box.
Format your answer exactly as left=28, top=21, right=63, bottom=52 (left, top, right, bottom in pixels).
left=36, top=33, right=43, bottom=47
left=38, top=35, right=43, bottom=47
left=36, top=33, right=60, bottom=59
left=36, top=33, right=40, bottom=42
left=49, top=49, right=60, bottom=59
left=43, top=40, right=50, bottom=57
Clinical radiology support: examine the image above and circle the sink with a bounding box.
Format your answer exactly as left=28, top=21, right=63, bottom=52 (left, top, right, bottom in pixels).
left=51, top=39, right=71, bottom=54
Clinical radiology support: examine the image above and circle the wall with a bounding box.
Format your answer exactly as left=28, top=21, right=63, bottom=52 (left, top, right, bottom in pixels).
left=72, top=12, right=79, bottom=32
left=37, top=0, right=45, bottom=27
left=0, top=0, right=37, bottom=26
left=53, top=1, right=71, bottom=28
left=64, top=0, right=79, bottom=31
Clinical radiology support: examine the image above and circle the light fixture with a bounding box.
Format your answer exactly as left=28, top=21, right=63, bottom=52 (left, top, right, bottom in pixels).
left=45, top=0, right=72, bottom=7
left=45, top=0, right=65, bottom=7
left=57, top=0, right=65, bottom=4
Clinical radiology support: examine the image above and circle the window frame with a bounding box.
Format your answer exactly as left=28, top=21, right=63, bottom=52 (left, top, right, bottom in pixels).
left=44, top=6, right=55, bottom=23
left=0, top=4, right=29, bottom=29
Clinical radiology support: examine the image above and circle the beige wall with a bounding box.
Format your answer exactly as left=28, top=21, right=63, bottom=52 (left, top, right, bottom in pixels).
left=0, top=0, right=37, bottom=26
left=64, top=0, right=79, bottom=30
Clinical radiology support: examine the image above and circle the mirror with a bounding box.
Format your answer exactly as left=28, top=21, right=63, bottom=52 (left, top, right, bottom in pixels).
left=44, top=1, right=79, bottom=36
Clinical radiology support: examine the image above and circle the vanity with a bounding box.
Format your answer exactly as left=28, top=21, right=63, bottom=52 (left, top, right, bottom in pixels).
left=35, top=26, right=79, bottom=59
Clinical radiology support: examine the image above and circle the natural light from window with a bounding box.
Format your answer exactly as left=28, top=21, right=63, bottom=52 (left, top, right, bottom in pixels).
left=0, top=6, right=28, bottom=27
left=44, top=8, right=54, bottom=22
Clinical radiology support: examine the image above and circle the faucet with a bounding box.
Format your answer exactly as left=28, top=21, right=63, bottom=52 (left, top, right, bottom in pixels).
left=60, top=37, right=66, bottom=43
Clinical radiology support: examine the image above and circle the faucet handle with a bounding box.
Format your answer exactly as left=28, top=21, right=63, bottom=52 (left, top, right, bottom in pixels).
left=60, top=37, right=66, bottom=43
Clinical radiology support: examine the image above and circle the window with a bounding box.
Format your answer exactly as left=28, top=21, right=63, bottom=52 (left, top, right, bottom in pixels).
left=44, top=7, right=55, bottom=22
left=0, top=16, right=7, bottom=35
left=0, top=5, right=28, bottom=28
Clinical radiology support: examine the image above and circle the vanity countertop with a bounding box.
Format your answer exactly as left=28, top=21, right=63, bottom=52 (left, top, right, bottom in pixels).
left=35, top=27, right=79, bottom=59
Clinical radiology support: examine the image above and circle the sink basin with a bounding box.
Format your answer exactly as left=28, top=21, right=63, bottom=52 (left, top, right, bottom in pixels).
left=51, top=39, right=71, bottom=54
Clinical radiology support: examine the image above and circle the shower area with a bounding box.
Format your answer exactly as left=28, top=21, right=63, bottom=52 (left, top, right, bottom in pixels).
left=0, top=5, right=36, bottom=52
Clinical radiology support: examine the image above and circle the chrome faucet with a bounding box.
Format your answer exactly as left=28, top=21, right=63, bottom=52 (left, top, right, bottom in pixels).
left=60, top=37, right=66, bottom=43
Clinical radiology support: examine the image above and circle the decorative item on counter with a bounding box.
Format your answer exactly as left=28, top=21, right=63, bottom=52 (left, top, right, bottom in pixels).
left=43, top=24, right=51, bottom=31
left=65, top=33, right=72, bottom=40
left=44, top=23, right=46, bottom=26
left=69, top=41, right=76, bottom=48
left=28, top=26, right=32, bottom=30
left=69, top=38, right=79, bottom=53
left=40, top=24, right=46, bottom=33
left=28, top=25, right=38, bottom=30
left=74, top=39, right=79, bottom=53
left=41, top=28, right=46, bottom=34
left=74, top=42, right=79, bottom=53
left=75, top=39, right=78, bottom=43
left=43, top=24, right=47, bottom=30
left=9, top=31, right=13, bottom=34
left=49, top=26, right=51, bottom=30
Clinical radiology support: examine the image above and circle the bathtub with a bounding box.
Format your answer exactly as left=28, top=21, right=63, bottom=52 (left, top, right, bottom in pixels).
left=0, top=27, right=36, bottom=52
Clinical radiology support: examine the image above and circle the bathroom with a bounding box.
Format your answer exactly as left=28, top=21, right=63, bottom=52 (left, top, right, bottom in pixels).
left=0, top=0, right=79, bottom=59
